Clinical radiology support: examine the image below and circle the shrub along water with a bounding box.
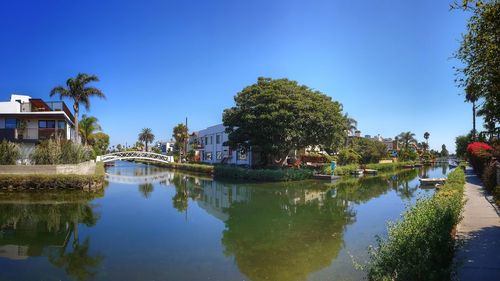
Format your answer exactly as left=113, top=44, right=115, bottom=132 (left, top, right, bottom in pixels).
left=32, top=139, right=93, bottom=164
left=368, top=167, right=465, bottom=281
left=213, top=165, right=313, bottom=181
left=322, top=161, right=416, bottom=175
left=0, top=140, right=20, bottom=165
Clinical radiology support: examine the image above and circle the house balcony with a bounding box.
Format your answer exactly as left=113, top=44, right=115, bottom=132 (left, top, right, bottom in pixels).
left=20, top=100, right=75, bottom=123
left=0, top=128, right=67, bottom=142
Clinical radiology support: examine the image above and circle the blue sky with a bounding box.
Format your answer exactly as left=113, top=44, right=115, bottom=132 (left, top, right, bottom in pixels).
left=0, top=0, right=472, bottom=151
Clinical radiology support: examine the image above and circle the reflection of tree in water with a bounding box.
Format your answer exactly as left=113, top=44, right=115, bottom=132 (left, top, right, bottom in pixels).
left=138, top=183, right=154, bottom=198
left=170, top=174, right=203, bottom=213
left=0, top=191, right=103, bottom=281
left=49, top=238, right=103, bottom=281
left=221, top=183, right=356, bottom=281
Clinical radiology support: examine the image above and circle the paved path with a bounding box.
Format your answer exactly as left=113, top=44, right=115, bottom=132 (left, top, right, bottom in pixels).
left=454, top=168, right=500, bottom=280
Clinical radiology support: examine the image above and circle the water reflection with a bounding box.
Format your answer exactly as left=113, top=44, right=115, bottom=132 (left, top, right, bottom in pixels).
left=0, top=162, right=450, bottom=281
left=0, top=191, right=103, bottom=281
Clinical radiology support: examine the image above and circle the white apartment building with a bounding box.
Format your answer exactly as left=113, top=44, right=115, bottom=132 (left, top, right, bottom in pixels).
left=197, top=124, right=253, bottom=166
left=0, top=94, right=76, bottom=144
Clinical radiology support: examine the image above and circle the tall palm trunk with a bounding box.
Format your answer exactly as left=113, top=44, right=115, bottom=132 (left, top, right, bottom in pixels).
left=73, top=103, right=80, bottom=144
left=472, top=101, right=476, bottom=140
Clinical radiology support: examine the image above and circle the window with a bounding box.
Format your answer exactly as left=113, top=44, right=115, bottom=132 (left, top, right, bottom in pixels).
left=5, top=118, right=17, bottom=129
left=216, top=134, right=221, bottom=144
left=39, top=120, right=55, bottom=128
left=210, top=136, right=213, bottom=144
left=205, top=152, right=212, bottom=160
left=216, top=151, right=222, bottom=160
left=237, top=148, right=247, bottom=160
left=205, top=137, right=208, bottom=145
left=58, top=121, right=66, bottom=129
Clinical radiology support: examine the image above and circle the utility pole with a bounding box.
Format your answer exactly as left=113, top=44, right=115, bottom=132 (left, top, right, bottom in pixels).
left=184, top=117, right=188, bottom=162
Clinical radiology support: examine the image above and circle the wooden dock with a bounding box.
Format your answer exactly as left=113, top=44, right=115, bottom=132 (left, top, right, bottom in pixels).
left=363, top=169, right=378, bottom=175
left=313, top=174, right=341, bottom=181
left=419, top=178, right=447, bottom=185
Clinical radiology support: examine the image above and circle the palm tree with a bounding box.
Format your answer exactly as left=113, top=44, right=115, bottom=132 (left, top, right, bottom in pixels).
left=423, top=132, right=430, bottom=144
left=172, top=123, right=188, bottom=162
left=50, top=73, right=105, bottom=143
left=138, top=128, right=155, bottom=151
left=397, top=131, right=417, bottom=149
left=465, top=83, right=479, bottom=140
left=343, top=113, right=357, bottom=146
left=78, top=115, right=101, bottom=145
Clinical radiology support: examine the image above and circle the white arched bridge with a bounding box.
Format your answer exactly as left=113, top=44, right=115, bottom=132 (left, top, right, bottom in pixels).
left=96, top=151, right=174, bottom=164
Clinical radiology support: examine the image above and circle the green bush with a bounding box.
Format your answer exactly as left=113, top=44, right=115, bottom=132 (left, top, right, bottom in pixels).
left=368, top=168, right=465, bottom=281
left=32, top=139, right=93, bottom=164
left=0, top=140, right=20, bottom=165
left=336, top=148, right=361, bottom=165
left=322, top=161, right=416, bottom=176
left=152, top=161, right=214, bottom=174
left=214, top=165, right=313, bottom=181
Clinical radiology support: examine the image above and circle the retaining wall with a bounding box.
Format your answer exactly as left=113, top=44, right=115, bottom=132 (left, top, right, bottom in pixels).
left=0, top=161, right=96, bottom=175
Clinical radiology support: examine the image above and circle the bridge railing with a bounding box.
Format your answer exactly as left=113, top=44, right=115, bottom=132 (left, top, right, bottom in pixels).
left=96, top=151, right=174, bottom=164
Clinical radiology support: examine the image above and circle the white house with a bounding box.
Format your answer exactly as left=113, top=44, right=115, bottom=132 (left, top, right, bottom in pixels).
left=197, top=124, right=253, bottom=166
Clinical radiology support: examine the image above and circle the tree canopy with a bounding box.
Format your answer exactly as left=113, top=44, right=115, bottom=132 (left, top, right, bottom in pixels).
left=223, top=77, right=347, bottom=165
left=454, top=0, right=500, bottom=135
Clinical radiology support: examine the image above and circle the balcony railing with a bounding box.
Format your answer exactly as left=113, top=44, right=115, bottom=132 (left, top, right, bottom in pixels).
left=0, top=128, right=67, bottom=141
left=19, top=101, right=75, bottom=123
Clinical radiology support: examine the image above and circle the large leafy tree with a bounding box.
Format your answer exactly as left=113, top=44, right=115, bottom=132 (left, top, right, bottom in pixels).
left=90, top=132, right=109, bottom=155
left=79, top=115, right=101, bottom=146
left=350, top=137, right=389, bottom=164
left=223, top=77, right=347, bottom=166
left=50, top=73, right=105, bottom=143
left=138, top=128, right=155, bottom=151
left=454, top=0, right=500, bottom=137
left=172, top=123, right=188, bottom=162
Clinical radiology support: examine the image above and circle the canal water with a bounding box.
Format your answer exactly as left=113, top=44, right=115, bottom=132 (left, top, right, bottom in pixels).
left=0, top=162, right=450, bottom=281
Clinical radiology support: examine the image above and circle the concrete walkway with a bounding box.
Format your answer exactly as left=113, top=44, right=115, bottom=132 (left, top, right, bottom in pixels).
left=454, top=168, right=500, bottom=280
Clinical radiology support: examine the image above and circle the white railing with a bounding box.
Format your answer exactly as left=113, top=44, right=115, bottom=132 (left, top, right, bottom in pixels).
left=97, top=151, right=174, bottom=164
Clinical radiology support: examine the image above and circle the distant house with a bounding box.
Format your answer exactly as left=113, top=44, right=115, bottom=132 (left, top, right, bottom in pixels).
left=0, top=95, right=76, bottom=146
left=158, top=139, right=175, bottom=154
left=197, top=124, right=256, bottom=166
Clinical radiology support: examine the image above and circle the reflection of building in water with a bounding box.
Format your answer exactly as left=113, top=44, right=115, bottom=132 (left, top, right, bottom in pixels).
left=0, top=217, right=71, bottom=260
left=196, top=180, right=252, bottom=221
left=286, top=189, right=327, bottom=206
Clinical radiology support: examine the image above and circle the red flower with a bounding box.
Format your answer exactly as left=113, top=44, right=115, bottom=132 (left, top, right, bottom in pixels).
left=467, top=142, right=492, bottom=155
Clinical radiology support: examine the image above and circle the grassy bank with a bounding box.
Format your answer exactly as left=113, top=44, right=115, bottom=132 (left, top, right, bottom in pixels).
left=368, top=167, right=465, bottom=281
left=137, top=160, right=214, bottom=174
left=0, top=162, right=105, bottom=191
left=213, top=165, right=313, bottom=181
left=322, top=161, right=416, bottom=175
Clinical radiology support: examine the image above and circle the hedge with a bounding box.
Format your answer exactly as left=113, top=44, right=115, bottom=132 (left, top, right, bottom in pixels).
left=322, top=161, right=416, bottom=176
left=368, top=167, right=465, bottom=281
left=142, top=161, right=214, bottom=174
left=213, top=165, right=314, bottom=181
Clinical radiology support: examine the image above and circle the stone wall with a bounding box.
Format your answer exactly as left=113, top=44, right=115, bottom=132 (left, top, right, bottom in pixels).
left=0, top=161, right=96, bottom=175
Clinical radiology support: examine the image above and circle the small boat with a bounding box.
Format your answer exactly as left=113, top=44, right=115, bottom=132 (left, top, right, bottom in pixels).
left=414, top=163, right=423, bottom=168
left=363, top=169, right=378, bottom=175
left=402, top=164, right=414, bottom=169
left=419, top=178, right=446, bottom=185
left=351, top=169, right=364, bottom=175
